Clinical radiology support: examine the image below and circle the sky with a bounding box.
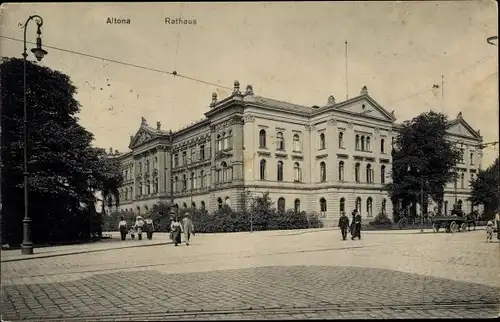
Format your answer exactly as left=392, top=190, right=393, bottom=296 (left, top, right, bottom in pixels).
left=1, top=1, right=498, bottom=166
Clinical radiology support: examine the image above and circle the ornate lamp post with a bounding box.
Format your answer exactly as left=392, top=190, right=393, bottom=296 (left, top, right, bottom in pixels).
left=19, top=15, right=48, bottom=255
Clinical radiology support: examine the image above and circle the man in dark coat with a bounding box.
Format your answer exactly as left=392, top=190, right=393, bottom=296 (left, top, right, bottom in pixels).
left=338, top=212, right=350, bottom=240
left=352, top=211, right=362, bottom=240
left=350, top=210, right=357, bottom=238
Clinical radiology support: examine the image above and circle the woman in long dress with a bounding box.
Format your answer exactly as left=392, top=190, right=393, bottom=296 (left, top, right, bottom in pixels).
left=170, top=217, right=183, bottom=246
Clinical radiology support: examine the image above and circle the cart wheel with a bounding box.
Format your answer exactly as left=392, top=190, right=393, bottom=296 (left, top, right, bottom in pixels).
left=460, top=223, right=467, bottom=232
left=432, top=223, right=440, bottom=233
left=450, top=221, right=458, bottom=233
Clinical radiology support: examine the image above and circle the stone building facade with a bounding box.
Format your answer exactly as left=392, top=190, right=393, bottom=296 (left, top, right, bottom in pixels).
left=106, top=81, right=483, bottom=227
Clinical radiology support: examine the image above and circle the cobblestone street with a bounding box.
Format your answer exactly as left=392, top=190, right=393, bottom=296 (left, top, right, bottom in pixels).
left=2, top=229, right=499, bottom=320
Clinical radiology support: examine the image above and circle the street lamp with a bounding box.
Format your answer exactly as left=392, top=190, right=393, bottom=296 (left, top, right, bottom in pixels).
left=487, top=36, right=498, bottom=46
left=18, top=15, right=48, bottom=255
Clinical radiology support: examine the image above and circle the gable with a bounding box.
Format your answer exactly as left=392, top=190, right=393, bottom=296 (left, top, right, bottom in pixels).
left=128, top=127, right=157, bottom=149
left=446, top=119, right=481, bottom=139
left=333, top=95, right=396, bottom=122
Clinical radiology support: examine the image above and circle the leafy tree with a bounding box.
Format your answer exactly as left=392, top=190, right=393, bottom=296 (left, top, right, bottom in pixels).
left=469, top=158, right=499, bottom=220
left=1, top=57, right=121, bottom=245
left=387, top=112, right=461, bottom=217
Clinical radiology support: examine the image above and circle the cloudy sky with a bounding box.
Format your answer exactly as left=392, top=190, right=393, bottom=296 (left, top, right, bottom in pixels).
left=1, top=2, right=498, bottom=166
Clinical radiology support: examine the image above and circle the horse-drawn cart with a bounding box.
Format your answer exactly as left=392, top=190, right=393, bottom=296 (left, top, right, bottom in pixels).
left=431, top=204, right=475, bottom=233
left=431, top=216, right=473, bottom=233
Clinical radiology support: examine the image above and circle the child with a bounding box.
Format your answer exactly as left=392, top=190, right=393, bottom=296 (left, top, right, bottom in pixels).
left=129, top=227, right=136, bottom=240
left=486, top=221, right=494, bottom=242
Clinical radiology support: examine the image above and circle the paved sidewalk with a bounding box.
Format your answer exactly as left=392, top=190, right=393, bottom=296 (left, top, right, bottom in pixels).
left=2, top=229, right=499, bottom=320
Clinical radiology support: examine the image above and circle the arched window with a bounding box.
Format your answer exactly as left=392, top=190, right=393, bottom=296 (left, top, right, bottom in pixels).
left=320, top=133, right=326, bottom=150
left=320, top=162, right=326, bottom=182
left=367, top=197, right=373, bottom=217
left=458, top=199, right=463, bottom=210
left=260, top=159, right=266, bottom=180
left=192, top=201, right=196, bottom=208
left=278, top=197, right=285, bottom=212
left=145, top=179, right=150, bottom=194
left=366, top=164, right=372, bottom=183
left=294, top=199, right=300, bottom=213
left=338, top=132, right=344, bottom=148
left=154, top=178, right=158, bottom=194
left=277, top=161, right=284, bottom=181
left=382, top=198, right=387, bottom=215
left=138, top=162, right=142, bottom=173
left=217, top=197, right=223, bottom=209
left=381, top=139, right=385, bottom=153
left=355, top=135, right=360, bottom=150
left=191, top=171, right=195, bottom=190
left=460, top=173, right=465, bottom=189
left=259, top=129, right=267, bottom=148
left=361, top=136, right=365, bottom=151
left=381, top=165, right=386, bottom=184
left=277, top=132, right=285, bottom=150
left=338, top=161, right=344, bottom=181
left=183, top=202, right=187, bottom=208
left=320, top=198, right=327, bottom=214
left=366, top=137, right=371, bottom=151
left=221, top=162, right=228, bottom=182
left=200, top=201, right=206, bottom=210
left=356, top=197, right=362, bottom=214
left=470, top=152, right=474, bottom=165
left=216, top=134, right=222, bottom=151
left=469, top=173, right=474, bottom=187
left=444, top=200, right=449, bottom=215
left=146, top=160, right=150, bottom=172
left=174, top=176, right=178, bottom=193
left=355, top=163, right=360, bottom=182
left=294, top=162, right=301, bottom=182
left=293, top=134, right=301, bottom=152
left=340, top=198, right=345, bottom=214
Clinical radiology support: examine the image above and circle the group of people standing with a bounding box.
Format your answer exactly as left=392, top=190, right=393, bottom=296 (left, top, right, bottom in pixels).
left=117, top=212, right=195, bottom=246
left=338, top=209, right=362, bottom=240
left=118, top=215, right=155, bottom=241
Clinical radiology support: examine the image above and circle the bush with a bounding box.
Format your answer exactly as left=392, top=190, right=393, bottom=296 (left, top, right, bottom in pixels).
left=369, top=212, right=393, bottom=228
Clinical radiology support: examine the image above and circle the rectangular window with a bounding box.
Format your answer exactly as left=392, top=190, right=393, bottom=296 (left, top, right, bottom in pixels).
left=174, top=154, right=179, bottom=167
left=191, top=148, right=196, bottom=163
left=200, top=145, right=205, bottom=161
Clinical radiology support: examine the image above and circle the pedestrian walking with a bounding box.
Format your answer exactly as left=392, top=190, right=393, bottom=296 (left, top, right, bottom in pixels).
left=181, top=212, right=195, bottom=246
left=145, top=216, right=154, bottom=240
left=485, top=221, right=494, bottom=242
left=351, top=210, right=362, bottom=240
left=349, top=210, right=357, bottom=239
left=338, top=212, right=349, bottom=240
left=118, top=216, right=127, bottom=241
left=134, top=216, right=145, bottom=240
left=170, top=217, right=183, bottom=246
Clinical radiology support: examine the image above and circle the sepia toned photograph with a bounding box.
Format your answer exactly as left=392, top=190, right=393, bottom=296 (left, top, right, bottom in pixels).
left=0, top=1, right=498, bottom=320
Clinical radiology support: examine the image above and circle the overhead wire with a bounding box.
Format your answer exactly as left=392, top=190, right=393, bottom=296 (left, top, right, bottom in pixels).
left=387, top=52, right=497, bottom=108
left=0, top=35, right=233, bottom=90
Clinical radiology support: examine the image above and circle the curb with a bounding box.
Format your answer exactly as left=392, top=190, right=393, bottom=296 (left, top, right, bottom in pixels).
left=2, top=241, right=172, bottom=263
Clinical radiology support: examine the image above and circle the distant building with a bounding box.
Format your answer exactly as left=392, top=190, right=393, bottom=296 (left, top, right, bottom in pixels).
left=107, top=82, right=483, bottom=226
